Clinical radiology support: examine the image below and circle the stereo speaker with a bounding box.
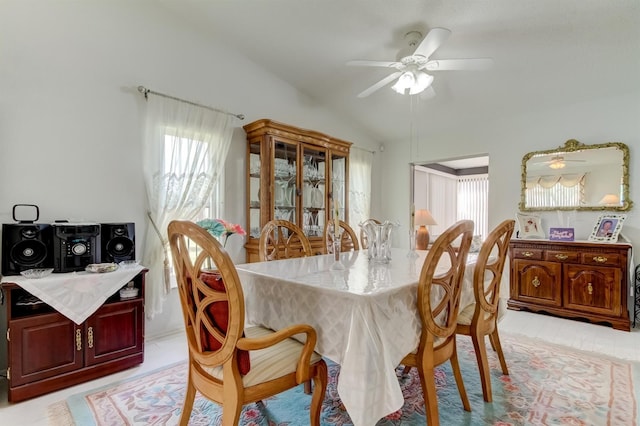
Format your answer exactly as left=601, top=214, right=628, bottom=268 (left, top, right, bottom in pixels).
left=99, top=223, right=135, bottom=263
left=52, top=223, right=100, bottom=273
left=1, top=224, right=54, bottom=275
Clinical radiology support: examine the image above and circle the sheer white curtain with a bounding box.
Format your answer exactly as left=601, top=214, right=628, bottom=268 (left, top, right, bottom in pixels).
left=348, top=147, right=373, bottom=230
left=141, top=95, right=234, bottom=319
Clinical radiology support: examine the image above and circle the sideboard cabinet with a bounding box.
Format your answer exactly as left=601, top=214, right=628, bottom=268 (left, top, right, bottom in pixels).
left=508, top=239, right=632, bottom=330
left=244, top=119, right=352, bottom=262
left=2, top=269, right=147, bottom=402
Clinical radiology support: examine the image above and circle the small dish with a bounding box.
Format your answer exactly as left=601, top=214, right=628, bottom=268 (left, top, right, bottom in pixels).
left=20, top=268, right=54, bottom=279
left=119, top=287, right=139, bottom=299
left=118, top=260, right=140, bottom=269
left=86, top=263, right=118, bottom=273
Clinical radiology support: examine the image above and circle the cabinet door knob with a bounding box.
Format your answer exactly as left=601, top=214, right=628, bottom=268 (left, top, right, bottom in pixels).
left=555, top=254, right=568, bottom=260
left=522, top=251, right=534, bottom=257
left=593, top=256, right=608, bottom=263
left=75, top=329, right=82, bottom=351
left=532, top=276, right=541, bottom=288
left=87, top=327, right=94, bottom=349
left=587, top=282, right=593, bottom=295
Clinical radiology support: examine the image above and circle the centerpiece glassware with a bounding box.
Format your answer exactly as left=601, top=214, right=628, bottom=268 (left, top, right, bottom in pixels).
left=359, top=219, right=399, bottom=263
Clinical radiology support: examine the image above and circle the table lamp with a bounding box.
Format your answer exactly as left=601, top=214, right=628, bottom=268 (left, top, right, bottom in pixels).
left=599, top=193, right=620, bottom=207
left=415, top=209, right=437, bottom=250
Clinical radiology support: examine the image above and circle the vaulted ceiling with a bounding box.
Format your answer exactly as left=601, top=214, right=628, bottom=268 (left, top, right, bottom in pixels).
left=157, top=0, right=640, bottom=143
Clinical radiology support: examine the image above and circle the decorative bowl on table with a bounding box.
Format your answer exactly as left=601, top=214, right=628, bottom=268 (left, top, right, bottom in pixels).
left=119, top=286, right=139, bottom=299
left=20, top=268, right=54, bottom=279
left=85, top=263, right=118, bottom=273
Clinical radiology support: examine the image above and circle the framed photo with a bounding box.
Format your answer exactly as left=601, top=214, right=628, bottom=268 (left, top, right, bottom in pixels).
left=516, top=213, right=545, bottom=239
left=588, top=214, right=626, bottom=243
left=549, top=227, right=575, bottom=241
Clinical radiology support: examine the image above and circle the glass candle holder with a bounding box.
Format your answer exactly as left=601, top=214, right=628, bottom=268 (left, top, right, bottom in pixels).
left=407, top=228, right=419, bottom=258
left=330, top=239, right=345, bottom=270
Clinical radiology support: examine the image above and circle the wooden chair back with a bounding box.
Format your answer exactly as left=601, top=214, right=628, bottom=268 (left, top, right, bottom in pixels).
left=455, top=219, right=515, bottom=403
left=324, top=219, right=360, bottom=253
left=418, top=220, right=474, bottom=340
left=473, top=219, right=515, bottom=326
left=259, top=220, right=312, bottom=261
left=168, top=220, right=328, bottom=425
left=400, top=219, right=474, bottom=426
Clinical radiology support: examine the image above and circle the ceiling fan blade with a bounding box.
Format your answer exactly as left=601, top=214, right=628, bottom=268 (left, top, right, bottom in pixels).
left=347, top=60, right=401, bottom=68
left=357, top=71, right=403, bottom=98
left=413, top=27, right=451, bottom=59
left=424, top=58, right=494, bottom=71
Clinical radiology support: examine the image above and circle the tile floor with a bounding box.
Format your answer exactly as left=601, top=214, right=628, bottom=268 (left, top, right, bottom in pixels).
left=0, top=310, right=639, bottom=425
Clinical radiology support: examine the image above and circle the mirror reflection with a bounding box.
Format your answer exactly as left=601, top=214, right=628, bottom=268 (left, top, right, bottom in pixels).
left=520, top=139, right=632, bottom=211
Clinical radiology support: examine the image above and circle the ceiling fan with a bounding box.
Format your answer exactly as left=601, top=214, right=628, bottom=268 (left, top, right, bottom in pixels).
left=535, top=155, right=587, bottom=170
left=347, top=28, right=494, bottom=98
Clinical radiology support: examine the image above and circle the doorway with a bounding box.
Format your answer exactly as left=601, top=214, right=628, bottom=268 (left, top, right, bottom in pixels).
left=412, top=155, right=489, bottom=240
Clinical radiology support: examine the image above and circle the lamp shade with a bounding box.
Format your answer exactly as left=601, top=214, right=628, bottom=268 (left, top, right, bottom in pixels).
left=599, top=194, right=620, bottom=206
left=415, top=209, right=437, bottom=226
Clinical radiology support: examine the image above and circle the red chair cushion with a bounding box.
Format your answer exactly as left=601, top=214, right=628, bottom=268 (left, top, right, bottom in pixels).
left=199, top=271, right=251, bottom=375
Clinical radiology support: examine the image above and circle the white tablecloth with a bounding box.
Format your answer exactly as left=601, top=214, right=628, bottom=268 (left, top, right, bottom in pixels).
left=235, top=248, right=480, bottom=426
left=2, top=265, right=145, bottom=324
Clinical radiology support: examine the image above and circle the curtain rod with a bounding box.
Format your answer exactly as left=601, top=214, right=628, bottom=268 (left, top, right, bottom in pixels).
left=353, top=145, right=376, bottom=155
left=137, top=85, right=245, bottom=120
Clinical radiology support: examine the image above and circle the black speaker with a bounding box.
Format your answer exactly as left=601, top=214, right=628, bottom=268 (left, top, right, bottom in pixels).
left=52, top=223, right=100, bottom=273
left=99, top=223, right=135, bottom=263
left=1, top=223, right=54, bottom=275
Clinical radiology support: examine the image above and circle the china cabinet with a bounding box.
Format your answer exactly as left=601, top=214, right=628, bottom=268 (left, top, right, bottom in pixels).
left=508, top=239, right=632, bottom=330
left=2, top=270, right=146, bottom=402
left=244, top=119, right=352, bottom=262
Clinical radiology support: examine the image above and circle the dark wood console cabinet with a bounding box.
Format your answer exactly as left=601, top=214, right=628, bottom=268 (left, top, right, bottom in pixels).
left=508, top=240, right=632, bottom=331
left=2, top=269, right=147, bottom=402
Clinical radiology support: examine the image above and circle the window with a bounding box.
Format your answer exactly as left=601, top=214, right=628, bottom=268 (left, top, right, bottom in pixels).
left=525, top=174, right=585, bottom=208
left=163, top=133, right=224, bottom=288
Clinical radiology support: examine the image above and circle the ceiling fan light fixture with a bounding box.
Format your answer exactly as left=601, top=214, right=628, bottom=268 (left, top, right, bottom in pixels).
left=548, top=160, right=566, bottom=169
left=391, top=71, right=415, bottom=94
left=391, top=70, right=433, bottom=95
left=410, top=71, right=434, bottom=95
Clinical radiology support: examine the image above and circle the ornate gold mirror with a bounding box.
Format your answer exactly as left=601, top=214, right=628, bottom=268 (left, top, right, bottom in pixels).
left=520, top=139, right=632, bottom=212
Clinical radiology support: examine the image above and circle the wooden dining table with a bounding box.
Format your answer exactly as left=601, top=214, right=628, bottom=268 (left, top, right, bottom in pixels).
left=235, top=247, right=482, bottom=426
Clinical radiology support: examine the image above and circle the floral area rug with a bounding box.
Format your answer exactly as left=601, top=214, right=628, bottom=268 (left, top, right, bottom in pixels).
left=48, top=332, right=639, bottom=425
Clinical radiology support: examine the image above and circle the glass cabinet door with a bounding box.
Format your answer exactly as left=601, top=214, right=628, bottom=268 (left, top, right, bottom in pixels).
left=302, top=146, right=327, bottom=239
left=248, top=141, right=262, bottom=238
left=331, top=153, right=347, bottom=223
left=273, top=140, right=298, bottom=226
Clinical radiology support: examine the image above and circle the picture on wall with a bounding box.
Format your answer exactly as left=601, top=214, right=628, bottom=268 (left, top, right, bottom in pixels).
left=516, top=213, right=545, bottom=239
left=588, top=214, right=626, bottom=243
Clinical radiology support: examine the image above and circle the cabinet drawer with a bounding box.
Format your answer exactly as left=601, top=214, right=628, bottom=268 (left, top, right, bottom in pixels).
left=581, top=253, right=621, bottom=267
left=512, top=248, right=543, bottom=260
left=545, top=251, right=579, bottom=262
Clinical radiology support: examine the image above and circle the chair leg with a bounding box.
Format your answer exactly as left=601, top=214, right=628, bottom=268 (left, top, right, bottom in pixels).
left=402, top=365, right=412, bottom=376
left=179, top=379, right=197, bottom=426
left=450, top=343, right=471, bottom=411
left=304, top=379, right=312, bottom=394
left=222, top=397, right=243, bottom=426
left=417, top=366, right=440, bottom=426
left=310, top=360, right=328, bottom=426
left=490, top=328, right=509, bottom=375
left=471, top=333, right=493, bottom=403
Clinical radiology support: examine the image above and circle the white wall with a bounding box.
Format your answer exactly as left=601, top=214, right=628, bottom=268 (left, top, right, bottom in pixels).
left=380, top=92, right=640, bottom=250
left=0, top=0, right=380, bottom=366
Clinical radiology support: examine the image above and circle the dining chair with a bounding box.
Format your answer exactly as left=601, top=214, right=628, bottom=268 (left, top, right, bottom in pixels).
left=323, top=219, right=360, bottom=253
left=455, top=219, right=515, bottom=403
left=167, top=220, right=328, bottom=426
left=358, top=218, right=380, bottom=249
left=400, top=220, right=474, bottom=426
left=258, top=219, right=312, bottom=261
